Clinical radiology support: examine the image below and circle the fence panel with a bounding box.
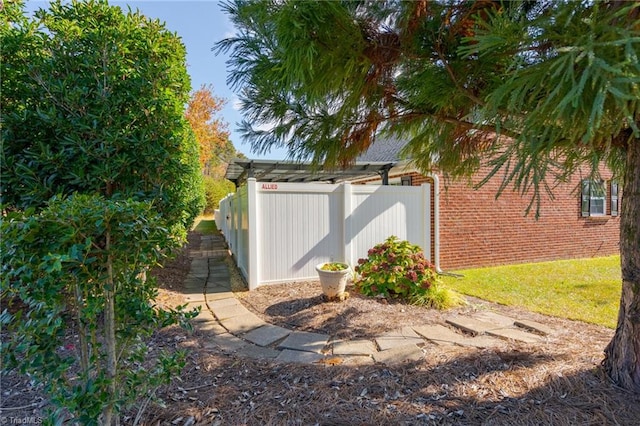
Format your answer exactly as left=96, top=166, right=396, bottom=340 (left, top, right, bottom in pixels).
left=217, top=179, right=431, bottom=289
left=349, top=185, right=430, bottom=263
left=217, top=187, right=250, bottom=279
left=257, top=183, right=344, bottom=283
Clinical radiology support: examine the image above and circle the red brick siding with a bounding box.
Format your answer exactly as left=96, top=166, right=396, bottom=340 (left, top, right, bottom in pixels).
left=387, top=169, right=620, bottom=271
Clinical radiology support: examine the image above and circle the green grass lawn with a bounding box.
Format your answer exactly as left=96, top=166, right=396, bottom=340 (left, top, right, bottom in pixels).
left=192, top=216, right=218, bottom=234
left=440, top=255, right=621, bottom=328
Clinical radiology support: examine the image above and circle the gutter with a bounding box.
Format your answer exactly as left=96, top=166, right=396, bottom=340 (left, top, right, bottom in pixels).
left=428, top=173, right=442, bottom=273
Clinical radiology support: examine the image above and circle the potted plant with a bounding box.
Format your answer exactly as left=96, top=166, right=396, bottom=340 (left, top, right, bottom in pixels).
left=315, top=262, right=351, bottom=299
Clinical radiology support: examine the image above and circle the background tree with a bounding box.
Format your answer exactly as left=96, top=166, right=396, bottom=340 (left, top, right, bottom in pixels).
left=1, top=0, right=204, bottom=422
left=185, top=84, right=233, bottom=176
left=203, top=175, right=236, bottom=213
left=185, top=85, right=244, bottom=212
left=218, top=0, right=639, bottom=392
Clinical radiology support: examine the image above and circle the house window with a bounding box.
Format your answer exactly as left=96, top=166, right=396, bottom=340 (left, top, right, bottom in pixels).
left=581, top=179, right=607, bottom=217
left=401, top=176, right=413, bottom=186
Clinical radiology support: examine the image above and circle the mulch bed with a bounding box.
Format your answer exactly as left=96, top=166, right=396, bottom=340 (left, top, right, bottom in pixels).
left=2, top=229, right=640, bottom=426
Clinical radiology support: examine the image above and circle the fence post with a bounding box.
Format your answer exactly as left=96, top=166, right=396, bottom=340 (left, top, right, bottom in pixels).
left=422, top=183, right=431, bottom=264
left=231, top=192, right=238, bottom=255
left=247, top=178, right=260, bottom=290
left=342, top=182, right=353, bottom=266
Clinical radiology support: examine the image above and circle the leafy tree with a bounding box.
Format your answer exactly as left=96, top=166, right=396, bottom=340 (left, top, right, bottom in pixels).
left=1, top=0, right=204, bottom=228
left=218, top=0, right=640, bottom=392
left=185, top=84, right=233, bottom=176
left=1, top=0, right=204, bottom=422
left=184, top=85, right=243, bottom=211
left=1, top=195, right=193, bottom=424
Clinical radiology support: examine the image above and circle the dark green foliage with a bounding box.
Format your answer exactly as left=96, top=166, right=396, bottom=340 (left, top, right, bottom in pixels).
left=1, top=195, right=196, bottom=422
left=219, top=0, right=639, bottom=392
left=1, top=0, right=204, bottom=228
left=0, top=0, right=205, bottom=420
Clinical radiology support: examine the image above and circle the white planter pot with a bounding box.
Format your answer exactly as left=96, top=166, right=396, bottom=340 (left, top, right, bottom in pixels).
left=316, top=263, right=351, bottom=298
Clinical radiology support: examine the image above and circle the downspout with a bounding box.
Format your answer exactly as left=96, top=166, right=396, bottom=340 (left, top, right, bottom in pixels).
left=427, top=173, right=442, bottom=273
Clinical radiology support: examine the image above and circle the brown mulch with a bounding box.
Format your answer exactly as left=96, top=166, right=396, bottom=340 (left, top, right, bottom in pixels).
left=235, top=280, right=590, bottom=342
left=3, top=229, right=640, bottom=425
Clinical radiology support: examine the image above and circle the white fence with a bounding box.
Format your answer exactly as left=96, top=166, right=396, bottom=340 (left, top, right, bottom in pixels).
left=217, top=178, right=431, bottom=290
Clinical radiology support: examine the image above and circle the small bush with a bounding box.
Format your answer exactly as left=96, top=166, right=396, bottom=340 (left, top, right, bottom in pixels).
left=204, top=176, right=235, bottom=213
left=354, top=236, right=463, bottom=309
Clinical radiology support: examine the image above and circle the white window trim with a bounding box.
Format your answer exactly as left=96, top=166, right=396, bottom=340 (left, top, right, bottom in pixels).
left=581, top=179, right=610, bottom=217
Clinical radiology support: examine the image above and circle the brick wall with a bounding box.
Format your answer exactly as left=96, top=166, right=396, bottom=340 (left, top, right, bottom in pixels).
left=386, top=168, right=620, bottom=271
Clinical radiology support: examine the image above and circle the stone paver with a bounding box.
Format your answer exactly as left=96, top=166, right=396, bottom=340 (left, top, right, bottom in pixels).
left=189, top=261, right=209, bottom=278
left=332, top=339, right=377, bottom=356
left=278, top=331, right=329, bottom=354
left=208, top=276, right=229, bottom=283
left=413, top=324, right=463, bottom=346
left=207, top=297, right=241, bottom=310
left=209, top=266, right=229, bottom=274
left=208, top=281, right=229, bottom=289
left=372, top=344, right=423, bottom=365
left=376, top=326, right=424, bottom=351
left=183, top=292, right=206, bottom=303
left=190, top=308, right=216, bottom=322
left=205, top=285, right=232, bottom=295
left=446, top=316, right=502, bottom=335
left=243, top=325, right=291, bottom=347
left=203, top=333, right=248, bottom=352
left=211, top=303, right=249, bottom=320
left=208, top=271, right=230, bottom=280
left=194, top=249, right=228, bottom=258
left=219, top=313, right=266, bottom=334
left=275, top=349, right=325, bottom=364
left=486, top=328, right=541, bottom=343
left=194, top=320, right=228, bottom=335
left=185, top=301, right=209, bottom=312
left=412, top=324, right=501, bottom=349
left=514, top=319, right=555, bottom=336
left=189, top=270, right=209, bottom=279
left=238, top=344, right=280, bottom=360
left=473, top=311, right=516, bottom=327
left=205, top=290, right=236, bottom=301
left=183, top=277, right=206, bottom=289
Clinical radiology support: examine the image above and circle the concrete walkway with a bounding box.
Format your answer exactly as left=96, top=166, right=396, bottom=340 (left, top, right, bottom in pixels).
left=186, top=233, right=555, bottom=366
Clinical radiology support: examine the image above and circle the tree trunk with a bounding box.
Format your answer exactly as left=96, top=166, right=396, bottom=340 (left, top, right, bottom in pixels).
left=602, top=137, right=640, bottom=393
left=102, top=227, right=118, bottom=425
left=73, top=281, right=90, bottom=380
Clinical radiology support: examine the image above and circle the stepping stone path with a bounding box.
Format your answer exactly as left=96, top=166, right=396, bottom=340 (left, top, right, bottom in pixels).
left=187, top=233, right=556, bottom=365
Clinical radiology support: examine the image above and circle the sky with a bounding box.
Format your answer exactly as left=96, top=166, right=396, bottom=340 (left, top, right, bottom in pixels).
left=25, top=0, right=289, bottom=160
